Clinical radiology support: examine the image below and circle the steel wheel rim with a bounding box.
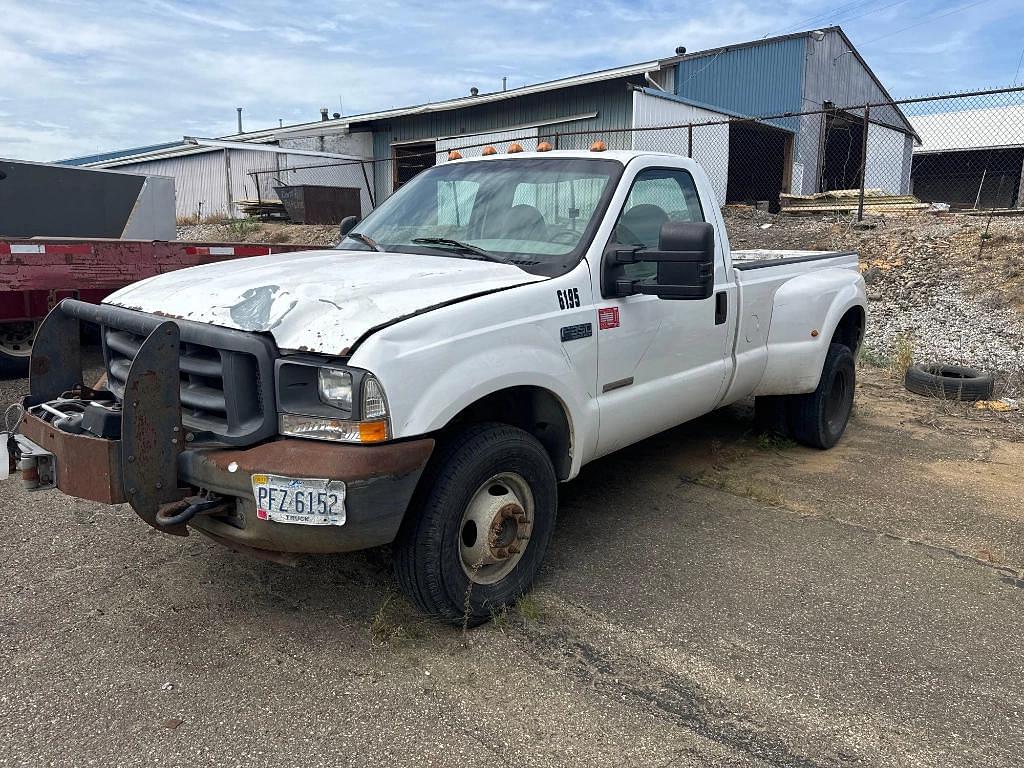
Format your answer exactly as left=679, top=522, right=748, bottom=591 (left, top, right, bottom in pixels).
left=0, top=321, right=39, bottom=358
left=459, top=472, right=534, bottom=585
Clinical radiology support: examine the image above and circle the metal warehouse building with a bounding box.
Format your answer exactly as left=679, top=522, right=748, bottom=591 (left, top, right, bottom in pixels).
left=65, top=25, right=916, bottom=218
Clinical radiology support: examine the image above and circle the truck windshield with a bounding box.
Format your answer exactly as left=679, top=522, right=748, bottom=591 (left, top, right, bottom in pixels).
left=337, top=157, right=624, bottom=276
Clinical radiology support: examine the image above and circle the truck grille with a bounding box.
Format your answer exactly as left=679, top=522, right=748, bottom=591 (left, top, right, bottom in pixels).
left=101, top=321, right=278, bottom=445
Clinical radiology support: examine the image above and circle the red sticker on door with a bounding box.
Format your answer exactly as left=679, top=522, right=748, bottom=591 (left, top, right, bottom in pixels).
left=598, top=307, right=620, bottom=330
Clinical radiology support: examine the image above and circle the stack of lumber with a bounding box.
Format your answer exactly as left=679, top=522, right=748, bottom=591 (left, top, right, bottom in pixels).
left=235, top=199, right=288, bottom=220
left=780, top=189, right=928, bottom=215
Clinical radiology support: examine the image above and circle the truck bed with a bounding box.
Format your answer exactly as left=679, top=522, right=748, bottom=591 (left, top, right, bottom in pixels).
left=731, top=249, right=858, bottom=271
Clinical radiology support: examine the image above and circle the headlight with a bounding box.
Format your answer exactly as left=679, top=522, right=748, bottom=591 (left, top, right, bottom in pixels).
left=317, top=368, right=353, bottom=410
left=276, top=359, right=390, bottom=443
left=279, top=413, right=388, bottom=443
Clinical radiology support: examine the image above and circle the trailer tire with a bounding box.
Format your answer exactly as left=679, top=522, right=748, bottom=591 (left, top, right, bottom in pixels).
left=904, top=363, right=993, bottom=402
left=393, top=423, right=557, bottom=627
left=0, top=320, right=39, bottom=372
left=789, top=343, right=855, bottom=450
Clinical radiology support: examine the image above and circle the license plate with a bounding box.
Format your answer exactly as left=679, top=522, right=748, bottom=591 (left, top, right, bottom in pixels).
left=251, top=474, right=346, bottom=526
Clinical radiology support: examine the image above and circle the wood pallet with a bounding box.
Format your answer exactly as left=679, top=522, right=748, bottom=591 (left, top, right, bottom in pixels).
left=780, top=189, right=927, bottom=215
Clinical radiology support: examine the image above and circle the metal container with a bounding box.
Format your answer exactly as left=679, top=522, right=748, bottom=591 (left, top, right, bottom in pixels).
left=273, top=185, right=361, bottom=224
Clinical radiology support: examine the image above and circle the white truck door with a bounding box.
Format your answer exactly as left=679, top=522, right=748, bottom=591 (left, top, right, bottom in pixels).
left=593, top=166, right=732, bottom=457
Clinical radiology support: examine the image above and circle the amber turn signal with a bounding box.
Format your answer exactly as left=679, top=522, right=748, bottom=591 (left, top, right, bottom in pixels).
left=358, top=421, right=389, bottom=443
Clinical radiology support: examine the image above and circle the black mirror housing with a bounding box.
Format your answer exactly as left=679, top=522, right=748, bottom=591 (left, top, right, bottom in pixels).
left=604, top=221, right=716, bottom=300
left=649, top=221, right=715, bottom=299
left=338, top=215, right=360, bottom=238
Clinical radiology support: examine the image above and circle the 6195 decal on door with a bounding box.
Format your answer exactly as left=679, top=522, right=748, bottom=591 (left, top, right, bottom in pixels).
left=557, top=288, right=581, bottom=310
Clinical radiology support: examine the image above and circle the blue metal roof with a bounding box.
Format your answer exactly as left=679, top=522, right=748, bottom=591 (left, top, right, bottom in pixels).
left=57, top=141, right=184, bottom=166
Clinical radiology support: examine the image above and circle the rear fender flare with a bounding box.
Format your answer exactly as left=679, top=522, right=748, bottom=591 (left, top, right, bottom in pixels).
left=753, top=270, right=866, bottom=396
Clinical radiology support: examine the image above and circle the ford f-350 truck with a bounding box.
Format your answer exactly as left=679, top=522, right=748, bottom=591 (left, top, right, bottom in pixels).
left=8, top=149, right=865, bottom=625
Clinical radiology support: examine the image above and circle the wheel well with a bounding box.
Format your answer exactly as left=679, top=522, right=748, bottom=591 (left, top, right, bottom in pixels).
left=440, top=387, right=572, bottom=480
left=831, top=306, right=865, bottom=355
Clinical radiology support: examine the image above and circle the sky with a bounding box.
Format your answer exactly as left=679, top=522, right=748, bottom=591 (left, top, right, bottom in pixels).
left=1, top=0, right=1022, bottom=162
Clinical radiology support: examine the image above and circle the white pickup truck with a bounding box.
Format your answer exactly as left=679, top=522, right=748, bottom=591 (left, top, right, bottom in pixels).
left=11, top=149, right=865, bottom=624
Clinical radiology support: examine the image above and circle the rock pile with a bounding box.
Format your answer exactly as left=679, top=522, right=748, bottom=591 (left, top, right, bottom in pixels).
left=724, top=207, right=1024, bottom=389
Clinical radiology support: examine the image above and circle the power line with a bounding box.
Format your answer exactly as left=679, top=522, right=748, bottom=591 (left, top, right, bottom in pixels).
left=859, top=0, right=995, bottom=46
left=774, top=0, right=884, bottom=36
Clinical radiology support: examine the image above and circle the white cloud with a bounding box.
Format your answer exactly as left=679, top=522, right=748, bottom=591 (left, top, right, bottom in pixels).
left=0, top=0, right=1020, bottom=162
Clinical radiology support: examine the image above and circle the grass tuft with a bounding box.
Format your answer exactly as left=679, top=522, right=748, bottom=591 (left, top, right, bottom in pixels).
left=890, top=333, right=915, bottom=377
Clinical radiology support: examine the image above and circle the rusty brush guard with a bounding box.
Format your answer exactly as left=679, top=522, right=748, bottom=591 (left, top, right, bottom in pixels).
left=26, top=299, right=190, bottom=535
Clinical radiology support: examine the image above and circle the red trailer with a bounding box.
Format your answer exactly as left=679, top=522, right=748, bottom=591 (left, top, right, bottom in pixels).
left=0, top=239, right=327, bottom=364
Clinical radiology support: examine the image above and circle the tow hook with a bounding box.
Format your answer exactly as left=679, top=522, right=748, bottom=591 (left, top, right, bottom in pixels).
left=156, top=493, right=230, bottom=527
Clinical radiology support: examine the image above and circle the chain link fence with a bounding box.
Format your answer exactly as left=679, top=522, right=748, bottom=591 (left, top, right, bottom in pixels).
left=234, top=85, right=1024, bottom=227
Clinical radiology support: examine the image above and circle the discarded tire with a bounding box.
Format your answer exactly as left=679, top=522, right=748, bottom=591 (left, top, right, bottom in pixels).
left=904, top=364, right=994, bottom=402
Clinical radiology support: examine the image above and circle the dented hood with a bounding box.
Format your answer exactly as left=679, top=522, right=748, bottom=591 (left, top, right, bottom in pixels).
left=105, top=249, right=546, bottom=354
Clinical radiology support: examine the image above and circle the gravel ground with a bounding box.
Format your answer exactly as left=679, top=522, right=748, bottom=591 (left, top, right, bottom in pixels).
left=725, top=207, right=1024, bottom=390
left=176, top=222, right=339, bottom=246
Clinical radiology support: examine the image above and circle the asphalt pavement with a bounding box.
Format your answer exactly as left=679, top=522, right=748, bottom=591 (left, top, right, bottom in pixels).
left=1, top=363, right=1021, bottom=767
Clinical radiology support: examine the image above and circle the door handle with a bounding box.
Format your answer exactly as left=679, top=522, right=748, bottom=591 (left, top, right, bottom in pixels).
left=715, top=291, right=727, bottom=325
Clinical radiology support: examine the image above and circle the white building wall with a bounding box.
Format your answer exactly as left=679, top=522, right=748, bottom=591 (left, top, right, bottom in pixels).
left=105, top=131, right=377, bottom=220
left=865, top=123, right=912, bottom=194
left=631, top=91, right=730, bottom=205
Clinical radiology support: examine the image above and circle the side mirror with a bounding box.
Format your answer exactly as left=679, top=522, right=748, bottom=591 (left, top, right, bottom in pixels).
left=604, top=221, right=716, bottom=300
left=339, top=215, right=359, bottom=238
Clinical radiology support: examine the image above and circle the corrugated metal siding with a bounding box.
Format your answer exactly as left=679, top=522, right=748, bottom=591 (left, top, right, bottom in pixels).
left=228, top=149, right=279, bottom=209
left=368, top=77, right=638, bottom=202
left=675, top=37, right=805, bottom=131
left=111, top=151, right=227, bottom=219
left=801, top=30, right=906, bottom=130
left=797, top=30, right=914, bottom=194
left=631, top=91, right=731, bottom=204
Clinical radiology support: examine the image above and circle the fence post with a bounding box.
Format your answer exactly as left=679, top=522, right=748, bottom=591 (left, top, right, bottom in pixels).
left=857, top=104, right=870, bottom=221
left=687, top=124, right=693, bottom=158
left=554, top=133, right=560, bottom=150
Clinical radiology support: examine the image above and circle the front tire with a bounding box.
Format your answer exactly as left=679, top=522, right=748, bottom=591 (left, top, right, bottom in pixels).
left=393, top=423, right=558, bottom=626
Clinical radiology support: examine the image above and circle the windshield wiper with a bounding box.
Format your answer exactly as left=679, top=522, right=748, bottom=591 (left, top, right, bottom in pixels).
left=411, top=237, right=507, bottom=263
left=346, top=232, right=382, bottom=252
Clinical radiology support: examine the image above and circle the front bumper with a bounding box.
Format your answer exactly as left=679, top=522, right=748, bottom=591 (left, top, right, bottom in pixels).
left=17, top=299, right=433, bottom=554
left=181, top=437, right=432, bottom=553
left=19, top=408, right=433, bottom=553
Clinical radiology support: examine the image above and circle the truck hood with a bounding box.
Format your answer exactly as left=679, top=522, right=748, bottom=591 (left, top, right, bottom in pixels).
left=105, top=249, right=546, bottom=355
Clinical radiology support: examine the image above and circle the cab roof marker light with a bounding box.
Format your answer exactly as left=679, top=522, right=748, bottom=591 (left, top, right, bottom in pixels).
left=481, top=146, right=497, bottom=156
left=590, top=140, right=607, bottom=152
left=507, top=142, right=524, bottom=153
left=536, top=141, right=553, bottom=152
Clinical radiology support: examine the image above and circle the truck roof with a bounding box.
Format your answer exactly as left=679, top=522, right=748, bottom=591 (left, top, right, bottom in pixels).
left=449, top=149, right=684, bottom=164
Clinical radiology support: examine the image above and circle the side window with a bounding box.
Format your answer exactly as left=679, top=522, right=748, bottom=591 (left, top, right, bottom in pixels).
left=612, top=169, right=704, bottom=280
